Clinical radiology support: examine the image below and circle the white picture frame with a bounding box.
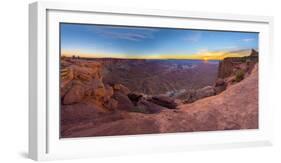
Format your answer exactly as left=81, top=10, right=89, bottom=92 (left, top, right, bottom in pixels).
left=29, top=1, right=274, bottom=161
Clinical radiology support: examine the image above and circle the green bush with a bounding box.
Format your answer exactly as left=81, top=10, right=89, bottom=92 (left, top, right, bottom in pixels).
left=235, top=70, right=245, bottom=82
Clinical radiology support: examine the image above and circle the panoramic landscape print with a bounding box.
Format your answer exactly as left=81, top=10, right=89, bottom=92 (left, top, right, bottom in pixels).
left=60, top=23, right=259, bottom=138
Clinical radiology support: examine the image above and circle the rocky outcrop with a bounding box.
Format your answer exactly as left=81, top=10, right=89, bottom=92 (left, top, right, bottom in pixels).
left=128, top=93, right=144, bottom=105
left=136, top=99, right=166, bottom=113
left=182, top=50, right=258, bottom=104
left=61, top=59, right=113, bottom=109
left=60, top=58, right=180, bottom=125
left=179, top=80, right=227, bottom=104
left=250, top=49, right=258, bottom=57
left=194, top=86, right=216, bottom=100
left=217, top=49, right=258, bottom=79
left=176, top=64, right=259, bottom=130
left=63, top=84, right=85, bottom=105
left=60, top=58, right=116, bottom=122
left=113, top=84, right=130, bottom=95
left=148, top=96, right=179, bottom=109
left=214, top=78, right=227, bottom=94
left=182, top=86, right=215, bottom=103
left=111, top=92, right=135, bottom=111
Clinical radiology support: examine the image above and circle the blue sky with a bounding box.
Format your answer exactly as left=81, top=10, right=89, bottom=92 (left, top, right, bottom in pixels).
left=60, top=23, right=258, bottom=59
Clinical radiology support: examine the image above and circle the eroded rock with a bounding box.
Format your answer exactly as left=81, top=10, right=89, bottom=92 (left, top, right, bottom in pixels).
left=214, top=78, right=227, bottom=95
left=128, top=92, right=143, bottom=105
left=63, top=84, right=85, bottom=105
left=135, top=99, right=166, bottom=114
left=195, top=86, right=215, bottom=99
left=112, top=92, right=135, bottom=111
left=113, top=84, right=130, bottom=95
left=148, top=96, right=178, bottom=109
left=183, top=86, right=216, bottom=103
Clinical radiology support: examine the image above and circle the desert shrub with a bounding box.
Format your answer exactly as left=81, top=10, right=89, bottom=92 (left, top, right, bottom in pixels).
left=235, top=70, right=245, bottom=82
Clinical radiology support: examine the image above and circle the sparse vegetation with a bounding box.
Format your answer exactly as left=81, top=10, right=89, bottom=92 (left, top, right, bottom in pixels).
left=235, top=69, right=245, bottom=82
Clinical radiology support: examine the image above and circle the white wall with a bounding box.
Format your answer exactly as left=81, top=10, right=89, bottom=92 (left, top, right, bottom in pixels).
left=0, top=0, right=280, bottom=162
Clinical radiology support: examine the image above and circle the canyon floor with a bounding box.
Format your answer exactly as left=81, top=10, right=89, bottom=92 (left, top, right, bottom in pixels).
left=60, top=50, right=258, bottom=138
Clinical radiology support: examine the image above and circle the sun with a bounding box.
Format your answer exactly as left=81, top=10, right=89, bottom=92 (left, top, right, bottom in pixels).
left=203, top=57, right=208, bottom=62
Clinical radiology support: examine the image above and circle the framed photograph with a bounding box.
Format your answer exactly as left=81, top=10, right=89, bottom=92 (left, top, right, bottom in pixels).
left=29, top=1, right=274, bottom=161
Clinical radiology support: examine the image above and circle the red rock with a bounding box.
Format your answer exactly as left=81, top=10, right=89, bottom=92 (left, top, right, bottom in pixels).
left=103, top=85, right=114, bottom=101
left=217, top=50, right=258, bottom=79
left=104, top=98, right=118, bottom=110
left=61, top=103, right=103, bottom=122
left=250, top=49, right=258, bottom=57
left=215, top=78, right=225, bottom=87
left=148, top=96, right=178, bottom=109
left=136, top=99, right=166, bottom=113
left=127, top=92, right=143, bottom=105
left=214, top=78, right=227, bottom=94
left=60, top=54, right=259, bottom=138
left=195, top=86, right=215, bottom=99
left=64, top=65, right=258, bottom=138
left=63, top=84, right=85, bottom=105
left=60, top=67, right=74, bottom=88
left=214, top=85, right=227, bottom=95
left=113, top=84, right=130, bottom=95
left=112, top=92, right=135, bottom=111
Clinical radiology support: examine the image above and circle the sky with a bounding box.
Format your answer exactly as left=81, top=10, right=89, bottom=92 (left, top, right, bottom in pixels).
left=60, top=23, right=258, bottom=60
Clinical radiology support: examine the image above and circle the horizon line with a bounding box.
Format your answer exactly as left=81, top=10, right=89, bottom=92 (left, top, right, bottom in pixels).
left=61, top=48, right=256, bottom=61
left=61, top=55, right=225, bottom=61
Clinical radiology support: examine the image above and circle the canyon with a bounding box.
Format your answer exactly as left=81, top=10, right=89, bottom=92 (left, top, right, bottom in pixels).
left=60, top=49, right=258, bottom=138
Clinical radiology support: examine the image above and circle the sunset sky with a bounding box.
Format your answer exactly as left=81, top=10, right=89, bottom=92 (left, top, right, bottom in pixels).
left=60, top=23, right=258, bottom=60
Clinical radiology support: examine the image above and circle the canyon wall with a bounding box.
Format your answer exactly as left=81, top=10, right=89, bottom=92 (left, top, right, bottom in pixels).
left=217, top=49, right=258, bottom=79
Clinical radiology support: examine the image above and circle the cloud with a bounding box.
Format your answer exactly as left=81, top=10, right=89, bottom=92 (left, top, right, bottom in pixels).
left=191, top=49, right=253, bottom=60
left=242, top=38, right=254, bottom=42
left=221, top=46, right=238, bottom=50
left=94, top=26, right=159, bottom=32
left=85, top=25, right=158, bottom=41
left=196, top=48, right=209, bottom=54
left=184, top=31, right=202, bottom=43
left=98, top=31, right=152, bottom=41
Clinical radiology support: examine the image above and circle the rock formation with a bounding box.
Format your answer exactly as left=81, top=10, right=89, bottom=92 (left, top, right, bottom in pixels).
left=217, top=49, right=258, bottom=79
left=60, top=57, right=178, bottom=125
left=148, top=96, right=179, bottom=109
left=62, top=64, right=258, bottom=137
left=60, top=50, right=259, bottom=138
left=176, top=49, right=259, bottom=104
